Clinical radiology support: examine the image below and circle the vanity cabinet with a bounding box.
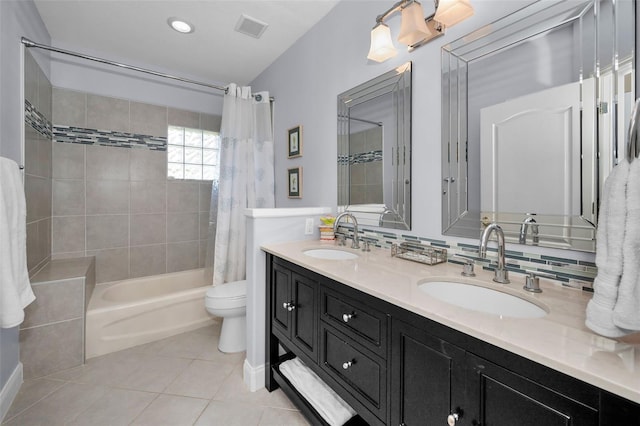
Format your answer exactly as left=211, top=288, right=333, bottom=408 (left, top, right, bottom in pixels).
left=265, top=254, right=640, bottom=426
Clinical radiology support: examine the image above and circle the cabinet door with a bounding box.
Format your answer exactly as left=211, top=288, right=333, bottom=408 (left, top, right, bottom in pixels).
left=271, top=263, right=292, bottom=338
left=466, top=353, right=598, bottom=426
left=391, top=319, right=466, bottom=426
left=291, top=272, right=317, bottom=361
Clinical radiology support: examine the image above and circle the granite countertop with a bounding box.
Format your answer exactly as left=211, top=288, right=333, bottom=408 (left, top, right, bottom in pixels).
left=262, top=239, right=640, bottom=404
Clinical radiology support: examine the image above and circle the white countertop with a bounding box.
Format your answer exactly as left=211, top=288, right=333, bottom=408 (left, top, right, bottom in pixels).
left=262, top=239, right=640, bottom=404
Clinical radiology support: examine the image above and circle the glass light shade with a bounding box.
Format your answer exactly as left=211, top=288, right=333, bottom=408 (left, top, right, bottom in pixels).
left=434, top=0, right=474, bottom=27
left=398, top=1, right=432, bottom=46
left=367, top=24, right=397, bottom=62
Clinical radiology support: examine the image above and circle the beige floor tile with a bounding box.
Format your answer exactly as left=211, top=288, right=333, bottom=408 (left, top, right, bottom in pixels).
left=213, top=365, right=270, bottom=405
left=3, top=378, right=65, bottom=422
left=164, top=359, right=235, bottom=399
left=3, top=383, right=108, bottom=426
left=115, top=354, right=192, bottom=393
left=258, top=407, right=310, bottom=426
left=130, top=394, right=208, bottom=425
left=194, top=400, right=264, bottom=426
left=156, top=330, right=214, bottom=359
left=261, top=388, right=299, bottom=410
left=67, top=388, right=157, bottom=426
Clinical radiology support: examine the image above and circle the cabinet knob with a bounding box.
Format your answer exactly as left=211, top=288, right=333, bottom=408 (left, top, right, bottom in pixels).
left=342, top=360, right=354, bottom=370
left=342, top=312, right=355, bottom=322
left=447, top=412, right=460, bottom=426
left=282, top=302, right=296, bottom=311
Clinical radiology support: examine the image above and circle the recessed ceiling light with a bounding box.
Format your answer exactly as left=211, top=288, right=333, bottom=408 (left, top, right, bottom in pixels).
left=167, top=17, right=194, bottom=34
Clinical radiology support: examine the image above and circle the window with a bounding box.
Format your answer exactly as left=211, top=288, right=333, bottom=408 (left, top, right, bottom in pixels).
left=167, top=125, right=220, bottom=180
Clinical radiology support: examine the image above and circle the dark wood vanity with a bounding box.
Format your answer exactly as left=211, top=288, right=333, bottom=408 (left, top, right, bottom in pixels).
left=265, top=254, right=640, bottom=426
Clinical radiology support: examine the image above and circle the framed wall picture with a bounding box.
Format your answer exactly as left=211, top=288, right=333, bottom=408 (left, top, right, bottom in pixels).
left=288, top=125, right=302, bottom=158
left=288, top=167, right=302, bottom=198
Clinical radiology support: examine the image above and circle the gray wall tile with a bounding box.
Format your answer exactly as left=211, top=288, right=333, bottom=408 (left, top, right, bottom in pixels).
left=130, top=149, right=166, bottom=181
left=86, top=247, right=129, bottom=283
left=25, top=175, right=50, bottom=222
left=201, top=114, right=222, bottom=132
left=24, top=127, right=39, bottom=176
left=199, top=240, right=208, bottom=269
left=22, top=279, right=84, bottom=328
left=130, top=214, right=166, bottom=246
left=24, top=50, right=38, bottom=106
left=86, top=145, right=130, bottom=180
left=168, top=108, right=200, bottom=128
left=130, top=181, right=166, bottom=214
left=53, top=143, right=84, bottom=179
left=37, top=67, right=52, bottom=120
left=167, top=181, right=199, bottom=213
left=167, top=213, right=199, bottom=243
left=53, top=88, right=86, bottom=127
left=199, top=212, right=211, bottom=240
left=86, top=180, right=129, bottom=215
left=26, top=222, right=41, bottom=272
left=86, top=215, right=129, bottom=250
left=20, top=318, right=84, bottom=379
left=87, top=94, right=129, bottom=133
left=130, top=245, right=166, bottom=278
left=167, top=241, right=199, bottom=273
left=130, top=102, right=167, bottom=137
left=199, top=182, right=213, bottom=212
left=52, top=216, right=85, bottom=254
left=52, top=179, right=85, bottom=216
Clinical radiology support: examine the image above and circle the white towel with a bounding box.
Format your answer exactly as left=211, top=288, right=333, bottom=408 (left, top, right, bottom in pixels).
left=586, top=161, right=632, bottom=337
left=279, top=357, right=356, bottom=426
left=0, top=157, right=35, bottom=328
left=613, top=158, right=640, bottom=330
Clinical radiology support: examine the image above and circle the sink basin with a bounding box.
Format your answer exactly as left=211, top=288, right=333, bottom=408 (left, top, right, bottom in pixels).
left=418, top=281, right=547, bottom=318
left=303, top=249, right=359, bottom=260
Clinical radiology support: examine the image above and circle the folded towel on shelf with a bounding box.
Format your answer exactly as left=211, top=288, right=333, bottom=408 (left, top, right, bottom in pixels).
left=0, top=157, right=35, bottom=328
left=279, top=357, right=356, bottom=426
left=586, top=161, right=631, bottom=337
left=613, top=158, right=640, bottom=331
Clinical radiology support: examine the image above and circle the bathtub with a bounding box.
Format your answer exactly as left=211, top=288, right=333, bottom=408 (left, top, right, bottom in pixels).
left=86, top=268, right=217, bottom=359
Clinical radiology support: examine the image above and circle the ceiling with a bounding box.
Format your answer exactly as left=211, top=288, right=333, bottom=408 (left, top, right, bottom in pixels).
left=33, top=0, right=340, bottom=86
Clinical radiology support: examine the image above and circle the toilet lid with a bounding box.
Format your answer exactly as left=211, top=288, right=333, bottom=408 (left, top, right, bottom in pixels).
left=206, top=280, right=247, bottom=300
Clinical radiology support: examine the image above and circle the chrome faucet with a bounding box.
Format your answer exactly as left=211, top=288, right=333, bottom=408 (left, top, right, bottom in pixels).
left=333, top=212, right=360, bottom=249
left=479, top=223, right=510, bottom=284
left=519, top=217, right=539, bottom=245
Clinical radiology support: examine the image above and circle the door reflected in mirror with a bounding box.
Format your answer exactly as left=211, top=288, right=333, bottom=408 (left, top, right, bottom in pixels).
left=338, top=62, right=412, bottom=230
left=441, top=0, right=635, bottom=252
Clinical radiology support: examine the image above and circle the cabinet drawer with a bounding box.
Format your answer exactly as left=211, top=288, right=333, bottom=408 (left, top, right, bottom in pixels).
left=321, top=287, right=388, bottom=358
left=321, top=325, right=387, bottom=422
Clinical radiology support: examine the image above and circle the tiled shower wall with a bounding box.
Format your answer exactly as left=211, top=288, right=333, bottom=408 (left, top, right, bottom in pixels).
left=51, top=88, right=221, bottom=283
left=24, top=50, right=52, bottom=277
left=349, top=127, right=383, bottom=204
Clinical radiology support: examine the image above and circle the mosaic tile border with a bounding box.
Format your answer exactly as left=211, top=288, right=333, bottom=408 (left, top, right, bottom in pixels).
left=338, top=150, right=383, bottom=165
left=342, top=227, right=597, bottom=292
left=53, top=125, right=167, bottom=151
left=25, top=100, right=52, bottom=139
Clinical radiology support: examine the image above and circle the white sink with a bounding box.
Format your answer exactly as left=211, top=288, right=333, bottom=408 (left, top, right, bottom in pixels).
left=303, top=249, right=359, bottom=260
left=418, top=281, right=547, bottom=319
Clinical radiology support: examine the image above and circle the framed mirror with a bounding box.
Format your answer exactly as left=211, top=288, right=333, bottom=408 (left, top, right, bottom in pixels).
left=441, top=0, right=635, bottom=252
left=338, top=62, right=412, bottom=230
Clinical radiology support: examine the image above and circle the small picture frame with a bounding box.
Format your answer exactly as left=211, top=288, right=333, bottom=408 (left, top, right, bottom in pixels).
left=288, top=167, right=302, bottom=198
left=288, top=125, right=302, bottom=158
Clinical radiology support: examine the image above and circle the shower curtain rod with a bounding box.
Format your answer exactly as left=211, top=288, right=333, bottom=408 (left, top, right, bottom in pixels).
left=21, top=37, right=272, bottom=101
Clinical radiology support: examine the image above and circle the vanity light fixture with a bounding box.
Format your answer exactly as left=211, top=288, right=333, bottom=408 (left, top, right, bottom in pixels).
left=367, top=0, right=474, bottom=62
left=167, top=17, right=195, bottom=34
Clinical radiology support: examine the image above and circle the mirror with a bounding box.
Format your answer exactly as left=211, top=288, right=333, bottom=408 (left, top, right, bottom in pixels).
left=441, top=0, right=635, bottom=252
left=338, top=62, right=412, bottom=230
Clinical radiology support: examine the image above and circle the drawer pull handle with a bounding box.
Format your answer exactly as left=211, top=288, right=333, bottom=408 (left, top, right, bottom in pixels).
left=342, top=312, right=356, bottom=322
left=342, top=360, right=354, bottom=370
left=282, top=302, right=296, bottom=311
left=447, top=412, right=460, bottom=426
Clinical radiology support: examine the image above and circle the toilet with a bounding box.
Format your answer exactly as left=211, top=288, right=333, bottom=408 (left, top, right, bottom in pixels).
left=205, top=280, right=247, bottom=353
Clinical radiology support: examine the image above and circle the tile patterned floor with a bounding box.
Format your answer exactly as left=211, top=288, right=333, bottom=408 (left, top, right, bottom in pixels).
left=3, top=323, right=310, bottom=426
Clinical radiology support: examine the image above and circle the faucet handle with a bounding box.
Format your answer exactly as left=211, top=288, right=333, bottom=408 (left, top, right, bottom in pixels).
left=336, top=234, right=346, bottom=246
left=456, top=256, right=476, bottom=277
left=523, top=271, right=555, bottom=293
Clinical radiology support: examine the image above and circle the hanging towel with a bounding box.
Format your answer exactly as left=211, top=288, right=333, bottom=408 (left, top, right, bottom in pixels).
left=613, top=158, right=640, bottom=331
left=0, top=157, right=35, bottom=328
left=279, top=357, right=356, bottom=426
left=586, top=161, right=632, bottom=337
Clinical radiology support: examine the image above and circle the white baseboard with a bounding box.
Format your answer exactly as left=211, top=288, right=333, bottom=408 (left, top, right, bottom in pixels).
left=243, top=359, right=265, bottom=392
left=0, top=362, right=23, bottom=423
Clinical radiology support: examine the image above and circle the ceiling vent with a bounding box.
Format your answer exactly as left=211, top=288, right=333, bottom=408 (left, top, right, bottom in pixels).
left=235, top=14, right=269, bottom=39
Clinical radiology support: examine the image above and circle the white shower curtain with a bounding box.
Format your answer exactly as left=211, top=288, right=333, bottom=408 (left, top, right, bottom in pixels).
left=210, top=84, right=274, bottom=286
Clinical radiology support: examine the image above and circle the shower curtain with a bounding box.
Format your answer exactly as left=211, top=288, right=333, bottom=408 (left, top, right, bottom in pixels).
left=204, top=84, right=274, bottom=286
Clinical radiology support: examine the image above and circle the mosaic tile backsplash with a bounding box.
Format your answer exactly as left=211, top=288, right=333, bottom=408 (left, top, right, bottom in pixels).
left=53, top=125, right=167, bottom=150
left=335, top=226, right=597, bottom=292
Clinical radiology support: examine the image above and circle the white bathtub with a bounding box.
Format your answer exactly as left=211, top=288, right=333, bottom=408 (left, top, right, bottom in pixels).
left=86, top=268, right=216, bottom=359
